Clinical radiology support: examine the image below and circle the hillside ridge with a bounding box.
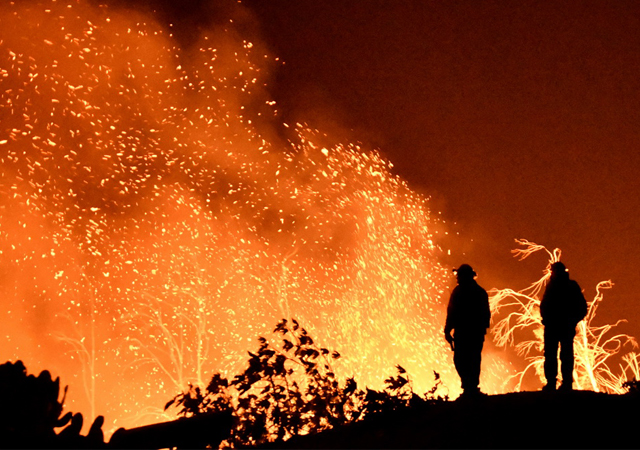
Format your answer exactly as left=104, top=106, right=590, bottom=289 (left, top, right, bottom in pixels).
left=265, top=390, right=637, bottom=449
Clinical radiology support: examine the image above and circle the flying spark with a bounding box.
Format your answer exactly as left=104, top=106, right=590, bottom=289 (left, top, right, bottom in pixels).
left=0, top=0, right=514, bottom=433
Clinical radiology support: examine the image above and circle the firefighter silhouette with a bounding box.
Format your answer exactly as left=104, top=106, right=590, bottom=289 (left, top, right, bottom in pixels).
left=444, top=264, right=491, bottom=397
left=540, top=261, right=587, bottom=391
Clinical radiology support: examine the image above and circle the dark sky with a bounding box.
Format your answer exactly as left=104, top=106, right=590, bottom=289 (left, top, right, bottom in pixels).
left=131, top=0, right=640, bottom=339
left=243, top=0, right=640, bottom=339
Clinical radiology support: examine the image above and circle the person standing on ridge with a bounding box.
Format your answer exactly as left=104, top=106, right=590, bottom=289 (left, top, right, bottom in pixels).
left=540, top=261, right=588, bottom=391
left=444, top=264, right=491, bottom=398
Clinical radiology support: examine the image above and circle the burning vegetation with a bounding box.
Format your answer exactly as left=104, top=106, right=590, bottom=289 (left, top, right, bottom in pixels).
left=1, top=0, right=639, bottom=446
left=490, top=239, right=640, bottom=393
left=0, top=0, right=512, bottom=434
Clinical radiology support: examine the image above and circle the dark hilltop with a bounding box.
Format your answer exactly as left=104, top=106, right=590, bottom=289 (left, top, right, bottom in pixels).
left=265, top=390, right=638, bottom=449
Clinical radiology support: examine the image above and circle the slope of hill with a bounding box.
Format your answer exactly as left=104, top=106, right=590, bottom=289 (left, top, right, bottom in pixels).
left=265, top=390, right=638, bottom=449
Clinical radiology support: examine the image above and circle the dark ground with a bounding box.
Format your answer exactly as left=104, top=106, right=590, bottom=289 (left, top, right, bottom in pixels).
left=261, top=390, right=638, bottom=449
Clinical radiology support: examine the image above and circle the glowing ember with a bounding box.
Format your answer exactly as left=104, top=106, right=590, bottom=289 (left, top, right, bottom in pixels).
left=490, top=239, right=640, bottom=393
left=0, top=0, right=513, bottom=434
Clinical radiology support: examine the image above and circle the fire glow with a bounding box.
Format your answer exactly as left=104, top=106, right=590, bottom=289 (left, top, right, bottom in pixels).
left=490, top=239, right=640, bottom=393
left=0, top=0, right=515, bottom=432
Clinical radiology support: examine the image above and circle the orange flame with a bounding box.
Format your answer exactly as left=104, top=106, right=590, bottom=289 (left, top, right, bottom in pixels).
left=0, top=0, right=514, bottom=434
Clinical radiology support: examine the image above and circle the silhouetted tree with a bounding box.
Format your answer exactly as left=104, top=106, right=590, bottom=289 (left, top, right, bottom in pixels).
left=166, top=318, right=448, bottom=447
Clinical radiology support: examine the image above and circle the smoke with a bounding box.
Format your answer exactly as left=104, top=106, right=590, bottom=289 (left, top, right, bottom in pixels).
left=0, top=0, right=512, bottom=433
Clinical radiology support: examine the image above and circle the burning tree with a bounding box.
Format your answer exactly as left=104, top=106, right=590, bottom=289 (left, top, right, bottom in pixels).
left=490, top=239, right=640, bottom=393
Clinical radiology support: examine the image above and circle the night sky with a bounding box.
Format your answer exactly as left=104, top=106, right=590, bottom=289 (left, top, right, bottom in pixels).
left=126, top=0, right=640, bottom=340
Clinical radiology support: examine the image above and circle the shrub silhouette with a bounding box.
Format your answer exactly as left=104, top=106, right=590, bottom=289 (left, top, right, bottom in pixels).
left=622, top=378, right=640, bottom=394
left=0, top=360, right=105, bottom=448
left=166, top=318, right=447, bottom=447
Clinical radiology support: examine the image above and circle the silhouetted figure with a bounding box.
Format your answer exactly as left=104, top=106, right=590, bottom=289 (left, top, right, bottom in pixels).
left=444, top=264, right=491, bottom=397
left=540, top=261, right=588, bottom=391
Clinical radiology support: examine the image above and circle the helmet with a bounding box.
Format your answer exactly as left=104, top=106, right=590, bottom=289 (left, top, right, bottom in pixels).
left=550, top=261, right=568, bottom=274
left=453, top=264, right=476, bottom=278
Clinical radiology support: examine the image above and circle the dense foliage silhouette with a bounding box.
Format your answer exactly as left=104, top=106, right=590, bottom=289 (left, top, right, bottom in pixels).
left=166, top=318, right=448, bottom=447
left=0, top=360, right=105, bottom=448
